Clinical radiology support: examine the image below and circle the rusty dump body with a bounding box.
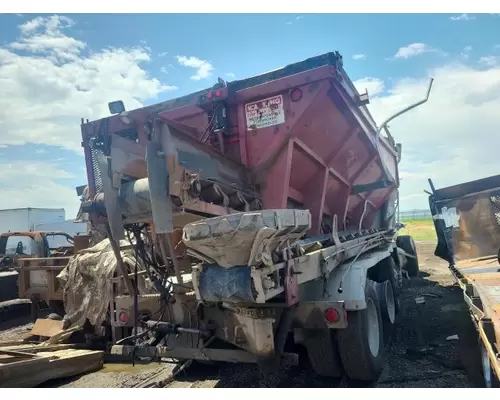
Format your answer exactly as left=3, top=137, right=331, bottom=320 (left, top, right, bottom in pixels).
left=81, top=51, right=400, bottom=236
left=429, top=175, right=500, bottom=385
left=74, top=52, right=416, bottom=380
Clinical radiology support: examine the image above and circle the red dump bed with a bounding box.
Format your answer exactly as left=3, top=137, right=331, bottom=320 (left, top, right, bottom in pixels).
left=81, top=52, right=399, bottom=236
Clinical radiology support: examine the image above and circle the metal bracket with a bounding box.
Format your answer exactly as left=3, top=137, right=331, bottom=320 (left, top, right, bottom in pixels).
left=98, top=154, right=124, bottom=241
left=284, top=247, right=299, bottom=306
left=146, top=141, right=173, bottom=234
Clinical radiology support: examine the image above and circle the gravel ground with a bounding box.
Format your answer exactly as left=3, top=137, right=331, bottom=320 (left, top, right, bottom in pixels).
left=0, top=241, right=482, bottom=388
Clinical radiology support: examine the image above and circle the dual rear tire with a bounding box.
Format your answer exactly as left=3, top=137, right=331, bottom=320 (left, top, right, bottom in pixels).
left=305, top=281, right=390, bottom=383
left=305, top=256, right=404, bottom=382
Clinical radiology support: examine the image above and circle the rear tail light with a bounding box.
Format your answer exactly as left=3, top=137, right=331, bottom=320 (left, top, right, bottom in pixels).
left=207, top=92, right=213, bottom=99
left=324, top=308, right=339, bottom=323
left=290, top=88, right=303, bottom=102
left=215, top=90, right=221, bottom=97
left=118, top=311, right=128, bottom=324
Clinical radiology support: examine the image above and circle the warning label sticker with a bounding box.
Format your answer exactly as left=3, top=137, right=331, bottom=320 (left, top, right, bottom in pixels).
left=245, top=94, right=285, bottom=130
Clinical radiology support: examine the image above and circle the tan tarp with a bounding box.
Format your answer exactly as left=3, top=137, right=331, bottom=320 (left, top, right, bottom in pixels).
left=45, top=238, right=138, bottom=344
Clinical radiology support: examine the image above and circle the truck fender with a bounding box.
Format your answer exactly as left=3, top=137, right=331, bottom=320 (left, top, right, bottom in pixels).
left=298, top=249, right=392, bottom=311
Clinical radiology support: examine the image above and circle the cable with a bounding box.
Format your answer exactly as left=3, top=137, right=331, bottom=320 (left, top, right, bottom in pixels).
left=358, top=199, right=368, bottom=231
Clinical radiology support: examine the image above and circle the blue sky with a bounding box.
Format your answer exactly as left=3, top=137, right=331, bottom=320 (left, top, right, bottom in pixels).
left=1, top=13, right=500, bottom=218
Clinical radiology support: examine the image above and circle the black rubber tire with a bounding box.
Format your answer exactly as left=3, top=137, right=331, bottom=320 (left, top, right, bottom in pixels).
left=47, top=313, right=63, bottom=321
left=396, top=235, right=420, bottom=277
left=48, top=300, right=65, bottom=318
left=370, top=256, right=401, bottom=314
left=337, top=282, right=385, bottom=382
left=303, top=329, right=342, bottom=378
left=375, top=280, right=396, bottom=346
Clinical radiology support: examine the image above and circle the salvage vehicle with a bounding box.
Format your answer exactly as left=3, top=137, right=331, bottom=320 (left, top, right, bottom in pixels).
left=428, top=175, right=500, bottom=387
left=71, top=51, right=433, bottom=382
left=0, top=231, right=88, bottom=316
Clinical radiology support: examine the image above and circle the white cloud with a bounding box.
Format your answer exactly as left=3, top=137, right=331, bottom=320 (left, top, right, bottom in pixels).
left=450, top=14, right=475, bottom=21
left=158, top=51, right=168, bottom=57
left=225, top=72, right=236, bottom=79
left=0, top=15, right=177, bottom=153
left=356, top=61, right=500, bottom=210
left=286, top=15, right=303, bottom=25
left=176, top=55, right=214, bottom=81
left=479, top=56, right=499, bottom=67
left=393, top=43, right=441, bottom=59
left=354, top=77, right=385, bottom=97
left=352, top=53, right=366, bottom=60
left=460, top=46, right=473, bottom=59
left=0, top=15, right=178, bottom=214
left=0, top=160, right=82, bottom=218
left=11, top=15, right=85, bottom=61
left=160, top=66, right=169, bottom=74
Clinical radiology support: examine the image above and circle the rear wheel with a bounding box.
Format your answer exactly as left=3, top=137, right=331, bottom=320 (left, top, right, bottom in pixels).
left=303, top=329, right=342, bottom=378
left=337, top=282, right=384, bottom=382
left=375, top=280, right=396, bottom=345
left=396, top=235, right=420, bottom=277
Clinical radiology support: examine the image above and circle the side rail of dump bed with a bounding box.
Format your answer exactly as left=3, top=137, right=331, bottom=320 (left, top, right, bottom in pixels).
left=428, top=175, right=500, bottom=386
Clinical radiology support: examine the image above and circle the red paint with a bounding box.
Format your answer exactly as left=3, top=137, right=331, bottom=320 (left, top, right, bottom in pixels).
left=81, top=52, right=399, bottom=233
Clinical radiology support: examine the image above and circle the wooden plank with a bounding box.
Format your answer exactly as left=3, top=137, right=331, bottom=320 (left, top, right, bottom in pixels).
left=0, top=344, right=76, bottom=353
left=0, top=341, right=38, bottom=347
left=0, top=349, right=104, bottom=388
left=31, top=319, right=65, bottom=338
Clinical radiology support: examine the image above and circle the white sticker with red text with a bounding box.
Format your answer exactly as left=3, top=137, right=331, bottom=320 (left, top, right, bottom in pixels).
left=245, top=94, right=285, bottom=130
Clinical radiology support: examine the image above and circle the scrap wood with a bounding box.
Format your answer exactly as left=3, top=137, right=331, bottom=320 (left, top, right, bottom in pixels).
left=0, top=340, right=39, bottom=347
left=1, top=343, right=77, bottom=353
left=31, top=318, right=65, bottom=338
left=0, top=347, right=104, bottom=388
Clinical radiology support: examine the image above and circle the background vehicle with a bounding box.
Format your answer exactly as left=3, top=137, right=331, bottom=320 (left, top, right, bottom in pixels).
left=428, top=174, right=500, bottom=388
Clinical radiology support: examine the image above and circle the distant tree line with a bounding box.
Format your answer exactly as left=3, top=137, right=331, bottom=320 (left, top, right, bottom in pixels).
left=399, top=209, right=432, bottom=220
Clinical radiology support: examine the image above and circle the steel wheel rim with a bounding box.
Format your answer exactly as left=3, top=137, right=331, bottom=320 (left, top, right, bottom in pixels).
left=385, top=282, right=396, bottom=324
left=367, top=297, right=380, bottom=357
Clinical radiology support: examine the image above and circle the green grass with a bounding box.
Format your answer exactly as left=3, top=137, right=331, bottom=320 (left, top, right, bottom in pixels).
left=399, top=218, right=437, bottom=242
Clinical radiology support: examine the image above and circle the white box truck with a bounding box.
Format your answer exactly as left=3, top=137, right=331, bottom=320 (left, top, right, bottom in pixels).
left=0, top=208, right=66, bottom=254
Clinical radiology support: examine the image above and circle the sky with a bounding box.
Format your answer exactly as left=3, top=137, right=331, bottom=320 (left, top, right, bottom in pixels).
left=1, top=12, right=500, bottom=218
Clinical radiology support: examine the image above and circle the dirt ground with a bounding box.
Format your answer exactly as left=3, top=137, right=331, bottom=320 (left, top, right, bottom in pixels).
left=0, top=241, right=483, bottom=388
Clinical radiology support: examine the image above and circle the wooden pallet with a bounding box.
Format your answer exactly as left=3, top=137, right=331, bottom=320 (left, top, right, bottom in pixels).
left=0, top=341, right=104, bottom=387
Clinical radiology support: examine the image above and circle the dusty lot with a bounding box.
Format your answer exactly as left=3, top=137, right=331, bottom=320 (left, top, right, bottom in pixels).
left=0, top=241, right=481, bottom=388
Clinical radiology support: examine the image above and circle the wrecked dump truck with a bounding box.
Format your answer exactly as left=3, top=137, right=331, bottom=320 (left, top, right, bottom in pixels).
left=428, top=175, right=500, bottom=387
left=67, top=51, right=433, bottom=382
